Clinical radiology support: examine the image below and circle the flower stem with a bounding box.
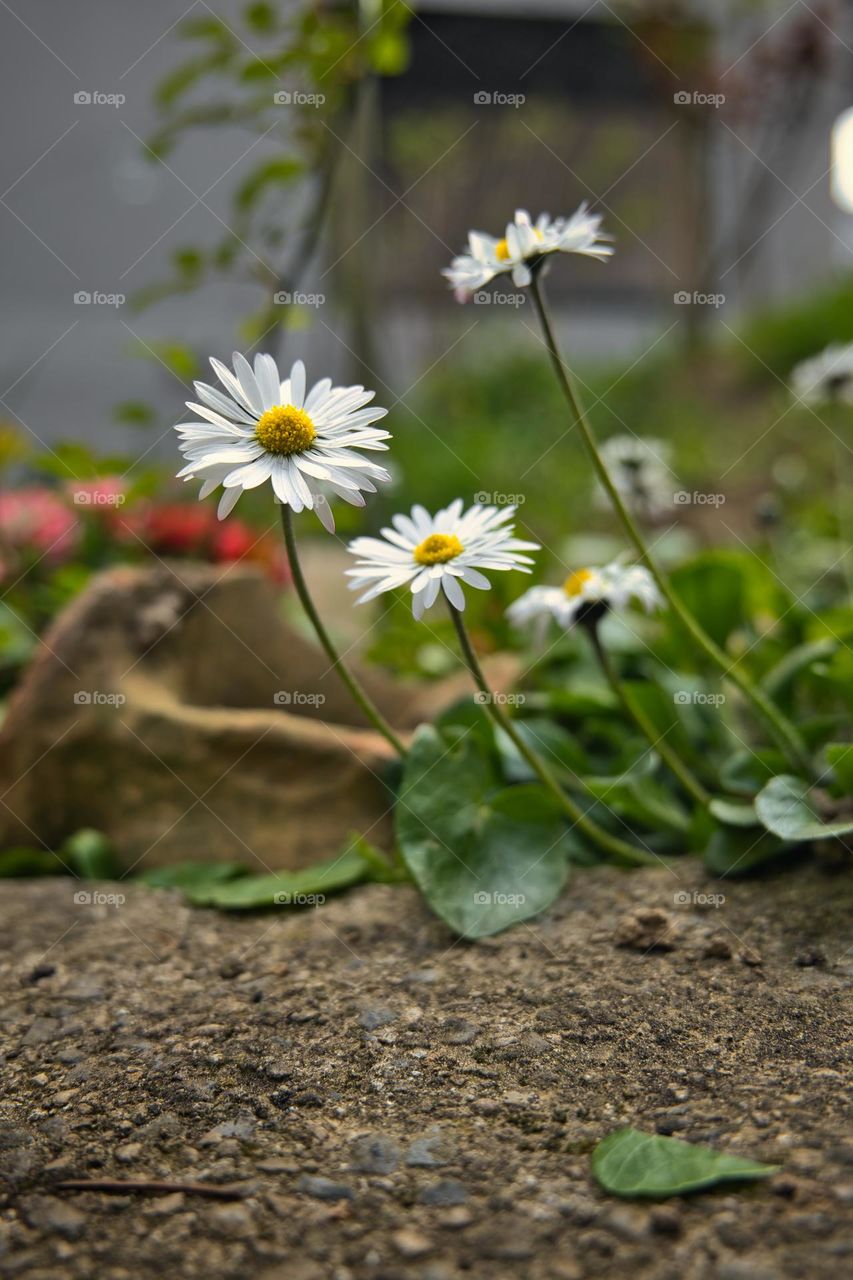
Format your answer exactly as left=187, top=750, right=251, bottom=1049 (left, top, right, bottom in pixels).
left=447, top=603, right=660, bottom=868
left=279, top=506, right=406, bottom=758
left=583, top=619, right=711, bottom=808
left=528, top=274, right=813, bottom=778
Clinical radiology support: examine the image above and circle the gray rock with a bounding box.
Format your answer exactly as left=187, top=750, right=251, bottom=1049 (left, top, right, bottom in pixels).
left=406, top=1128, right=456, bottom=1168
left=24, top=1196, right=86, bottom=1240
left=359, top=1007, right=397, bottom=1031
left=297, top=1175, right=353, bottom=1201
left=418, top=1179, right=468, bottom=1207
left=351, top=1134, right=401, bottom=1174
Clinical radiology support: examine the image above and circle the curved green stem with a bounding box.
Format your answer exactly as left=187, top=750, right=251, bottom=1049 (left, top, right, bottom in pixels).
left=584, top=620, right=711, bottom=808
left=447, top=603, right=659, bottom=868
left=528, top=274, right=813, bottom=779
left=280, top=506, right=406, bottom=758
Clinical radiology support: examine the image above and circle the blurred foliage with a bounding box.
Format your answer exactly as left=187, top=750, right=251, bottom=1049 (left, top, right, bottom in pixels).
left=130, top=0, right=412, bottom=394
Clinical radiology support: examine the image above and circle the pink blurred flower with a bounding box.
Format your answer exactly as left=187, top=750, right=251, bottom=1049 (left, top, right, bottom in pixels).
left=65, top=476, right=127, bottom=511
left=0, top=488, right=80, bottom=564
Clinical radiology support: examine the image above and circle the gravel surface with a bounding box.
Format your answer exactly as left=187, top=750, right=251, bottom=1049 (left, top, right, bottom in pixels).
left=0, top=861, right=851, bottom=1279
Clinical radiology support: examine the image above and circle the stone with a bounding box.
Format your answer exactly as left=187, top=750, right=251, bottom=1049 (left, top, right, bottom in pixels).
left=350, top=1134, right=401, bottom=1174
left=418, top=1180, right=468, bottom=1207
left=405, top=1129, right=456, bottom=1168
left=296, top=1175, right=353, bottom=1201
left=359, top=1007, right=397, bottom=1031
left=0, top=562, right=519, bottom=869
left=392, top=1228, right=432, bottom=1258
left=23, top=1196, right=86, bottom=1240
left=614, top=907, right=676, bottom=951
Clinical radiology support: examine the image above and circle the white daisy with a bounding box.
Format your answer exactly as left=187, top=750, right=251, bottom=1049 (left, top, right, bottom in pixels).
left=346, top=500, right=539, bottom=620
left=442, top=204, right=613, bottom=293
left=790, top=344, right=853, bottom=406
left=597, top=434, right=674, bottom=519
left=508, top=561, right=662, bottom=632
left=174, top=352, right=392, bottom=531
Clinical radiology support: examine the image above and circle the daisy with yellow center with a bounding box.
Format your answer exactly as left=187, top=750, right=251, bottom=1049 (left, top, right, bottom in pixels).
left=346, top=499, right=539, bottom=620
left=508, top=561, right=662, bottom=633
left=442, top=204, right=613, bottom=294
left=175, top=352, right=391, bottom=531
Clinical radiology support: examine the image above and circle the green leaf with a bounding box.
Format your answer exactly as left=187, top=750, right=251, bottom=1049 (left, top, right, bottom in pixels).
left=62, top=829, right=121, bottom=879
left=670, top=553, right=747, bottom=649
left=138, top=861, right=247, bottom=890
left=592, top=1128, right=778, bottom=1199
left=245, top=1, right=277, bottom=33
left=181, top=846, right=373, bottom=909
left=755, top=775, right=853, bottom=841
left=719, top=747, right=787, bottom=797
left=235, top=158, right=303, bottom=212
left=708, top=798, right=759, bottom=828
left=0, top=847, right=63, bottom=878
left=703, top=823, right=790, bottom=876
left=395, top=725, right=573, bottom=938
left=114, top=400, right=155, bottom=427
left=761, top=637, right=838, bottom=701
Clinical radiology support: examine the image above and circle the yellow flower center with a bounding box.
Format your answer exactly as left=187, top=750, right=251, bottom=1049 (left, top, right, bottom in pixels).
left=495, top=228, right=543, bottom=261
left=413, top=533, right=464, bottom=566
left=563, top=568, right=593, bottom=597
left=255, top=404, right=316, bottom=456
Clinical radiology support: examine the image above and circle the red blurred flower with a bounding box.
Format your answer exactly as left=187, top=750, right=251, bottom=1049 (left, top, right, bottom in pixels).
left=0, top=488, right=80, bottom=565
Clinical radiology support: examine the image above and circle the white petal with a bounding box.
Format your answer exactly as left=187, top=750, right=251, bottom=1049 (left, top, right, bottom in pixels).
left=232, top=352, right=265, bottom=415
left=217, top=486, right=242, bottom=520
left=289, top=359, right=306, bottom=408
left=253, top=352, right=281, bottom=410
left=441, top=573, right=466, bottom=610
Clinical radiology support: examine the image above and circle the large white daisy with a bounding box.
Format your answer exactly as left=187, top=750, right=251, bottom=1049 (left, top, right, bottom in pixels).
left=442, top=204, right=613, bottom=293
left=508, top=561, right=662, bottom=632
left=790, top=344, right=853, bottom=406
left=175, top=352, right=392, bottom=531
left=346, top=500, right=539, bottom=620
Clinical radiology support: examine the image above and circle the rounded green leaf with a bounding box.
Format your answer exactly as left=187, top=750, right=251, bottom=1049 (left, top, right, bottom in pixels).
left=592, top=1128, right=779, bottom=1199
left=755, top=775, right=853, bottom=841
left=396, top=725, right=573, bottom=938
